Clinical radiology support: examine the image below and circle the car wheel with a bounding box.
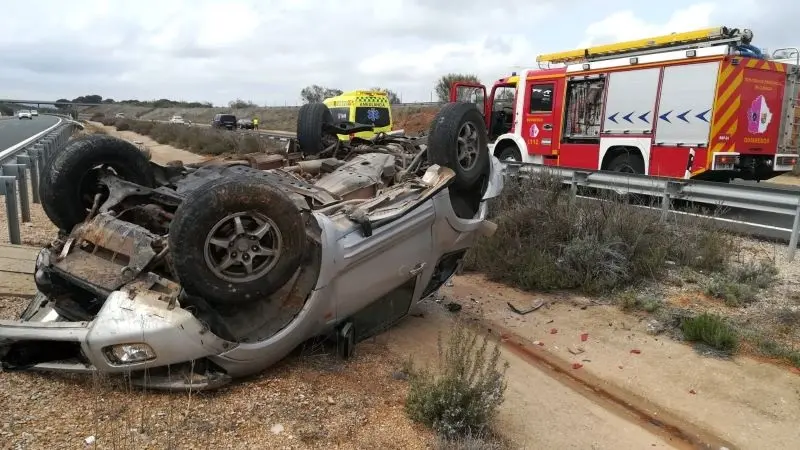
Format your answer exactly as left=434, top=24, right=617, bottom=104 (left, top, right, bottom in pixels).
left=427, top=102, right=490, bottom=190
left=297, top=103, right=334, bottom=155
left=40, top=135, right=155, bottom=232
left=169, top=174, right=307, bottom=306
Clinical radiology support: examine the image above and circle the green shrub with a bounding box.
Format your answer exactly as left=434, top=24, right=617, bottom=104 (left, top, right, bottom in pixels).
left=681, top=313, right=738, bottom=352
left=463, top=175, right=734, bottom=294
left=405, top=321, right=508, bottom=439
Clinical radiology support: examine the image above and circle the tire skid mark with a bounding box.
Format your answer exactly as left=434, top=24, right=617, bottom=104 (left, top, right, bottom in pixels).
left=480, top=322, right=738, bottom=450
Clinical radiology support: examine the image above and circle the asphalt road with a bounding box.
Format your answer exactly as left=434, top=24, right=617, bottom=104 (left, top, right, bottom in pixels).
left=0, top=115, right=59, bottom=152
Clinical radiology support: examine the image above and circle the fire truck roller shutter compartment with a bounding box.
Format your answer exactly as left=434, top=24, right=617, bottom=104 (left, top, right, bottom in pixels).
left=602, top=68, right=660, bottom=135
left=650, top=62, right=720, bottom=176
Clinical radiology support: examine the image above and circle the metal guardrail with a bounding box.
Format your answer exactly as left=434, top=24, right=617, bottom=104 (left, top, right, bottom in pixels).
left=1, top=115, right=83, bottom=244
left=504, top=162, right=800, bottom=260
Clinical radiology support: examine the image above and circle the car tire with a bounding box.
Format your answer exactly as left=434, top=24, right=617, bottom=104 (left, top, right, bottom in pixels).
left=40, top=135, right=155, bottom=232
left=427, top=102, right=490, bottom=190
left=169, top=174, right=308, bottom=306
left=297, top=103, right=334, bottom=155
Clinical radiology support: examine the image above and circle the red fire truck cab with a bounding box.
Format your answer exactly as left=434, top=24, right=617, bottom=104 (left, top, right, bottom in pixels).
left=452, top=26, right=800, bottom=182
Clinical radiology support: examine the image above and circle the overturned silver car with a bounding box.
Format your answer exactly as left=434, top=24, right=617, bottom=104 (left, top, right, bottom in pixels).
left=0, top=102, right=502, bottom=390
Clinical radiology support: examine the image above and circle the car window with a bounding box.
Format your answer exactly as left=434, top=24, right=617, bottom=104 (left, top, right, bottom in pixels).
left=220, top=115, right=236, bottom=121
left=354, top=107, right=390, bottom=127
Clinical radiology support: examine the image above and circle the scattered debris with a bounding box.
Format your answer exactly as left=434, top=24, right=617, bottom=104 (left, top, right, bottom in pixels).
left=550, top=328, right=558, bottom=334
left=646, top=320, right=665, bottom=335
left=445, top=302, right=462, bottom=312
left=568, top=346, right=585, bottom=355
left=580, top=332, right=589, bottom=342
left=630, top=349, right=642, bottom=355
left=84, top=436, right=96, bottom=446
left=445, top=279, right=454, bottom=287
left=507, top=300, right=545, bottom=315
left=689, top=389, right=697, bottom=395
left=572, top=363, right=583, bottom=369
left=533, top=340, right=545, bottom=346
left=270, top=424, right=285, bottom=435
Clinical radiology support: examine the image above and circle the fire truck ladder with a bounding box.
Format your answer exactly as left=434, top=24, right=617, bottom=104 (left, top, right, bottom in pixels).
left=537, top=26, right=755, bottom=66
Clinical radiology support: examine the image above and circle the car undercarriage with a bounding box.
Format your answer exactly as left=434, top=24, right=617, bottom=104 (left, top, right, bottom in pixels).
left=0, top=101, right=503, bottom=390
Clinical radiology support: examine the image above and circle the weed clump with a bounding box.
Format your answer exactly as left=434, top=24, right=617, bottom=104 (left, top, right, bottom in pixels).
left=681, top=313, right=738, bottom=352
left=704, top=260, right=777, bottom=306
left=405, top=321, right=508, bottom=439
left=464, top=174, right=733, bottom=294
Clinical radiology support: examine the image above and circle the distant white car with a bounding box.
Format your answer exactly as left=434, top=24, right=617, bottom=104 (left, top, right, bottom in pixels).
left=18, top=110, right=32, bottom=120
left=31, top=110, right=38, bottom=116
left=115, top=113, right=125, bottom=119
left=170, top=115, right=185, bottom=124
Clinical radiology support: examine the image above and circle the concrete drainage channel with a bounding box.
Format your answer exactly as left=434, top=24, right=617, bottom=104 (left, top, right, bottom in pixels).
left=0, top=116, right=83, bottom=244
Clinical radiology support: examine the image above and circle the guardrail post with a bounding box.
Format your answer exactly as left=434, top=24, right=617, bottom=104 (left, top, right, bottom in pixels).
left=0, top=176, right=20, bottom=244
left=788, top=200, right=800, bottom=261
left=29, top=146, right=41, bottom=203
left=660, top=181, right=684, bottom=222
left=570, top=171, right=590, bottom=202
left=13, top=158, right=31, bottom=222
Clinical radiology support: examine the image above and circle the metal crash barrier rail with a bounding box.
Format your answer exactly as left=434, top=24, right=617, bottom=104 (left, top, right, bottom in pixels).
left=1, top=115, right=84, bottom=244
left=503, top=162, right=800, bottom=260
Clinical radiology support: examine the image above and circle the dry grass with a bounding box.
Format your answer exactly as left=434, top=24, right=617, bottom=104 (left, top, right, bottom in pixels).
left=84, top=104, right=442, bottom=135
left=98, top=117, right=285, bottom=156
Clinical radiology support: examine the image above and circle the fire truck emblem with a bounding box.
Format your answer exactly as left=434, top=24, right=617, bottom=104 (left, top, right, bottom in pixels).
left=366, top=108, right=380, bottom=122
left=746, top=95, right=772, bottom=134
left=530, top=123, right=540, bottom=138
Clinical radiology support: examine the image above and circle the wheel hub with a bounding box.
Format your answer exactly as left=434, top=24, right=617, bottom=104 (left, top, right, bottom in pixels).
left=203, top=212, right=282, bottom=283
left=457, top=122, right=479, bottom=171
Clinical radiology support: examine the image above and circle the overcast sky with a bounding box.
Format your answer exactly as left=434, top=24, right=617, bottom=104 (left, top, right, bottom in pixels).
left=1, top=0, right=796, bottom=106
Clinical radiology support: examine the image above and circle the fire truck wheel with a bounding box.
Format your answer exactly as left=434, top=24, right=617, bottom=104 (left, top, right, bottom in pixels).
left=496, top=145, right=522, bottom=162
left=607, top=152, right=645, bottom=174
left=428, top=102, right=490, bottom=190
left=297, top=103, right=334, bottom=155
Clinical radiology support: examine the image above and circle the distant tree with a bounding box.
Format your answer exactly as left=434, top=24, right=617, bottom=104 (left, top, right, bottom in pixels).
left=228, top=98, right=257, bottom=109
left=300, top=85, right=343, bottom=104
left=0, top=104, right=13, bottom=116
left=54, top=98, right=71, bottom=110
left=434, top=73, right=481, bottom=102
left=102, top=98, right=115, bottom=103
left=370, top=87, right=401, bottom=104
left=71, top=94, right=103, bottom=104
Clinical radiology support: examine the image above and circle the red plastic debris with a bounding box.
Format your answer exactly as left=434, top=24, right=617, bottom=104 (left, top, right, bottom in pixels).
left=580, top=332, right=589, bottom=342
left=550, top=328, right=558, bottom=334
left=630, top=349, right=642, bottom=354
left=689, top=389, right=697, bottom=395
left=533, top=340, right=545, bottom=346
left=572, top=363, right=583, bottom=369
left=790, top=367, right=800, bottom=376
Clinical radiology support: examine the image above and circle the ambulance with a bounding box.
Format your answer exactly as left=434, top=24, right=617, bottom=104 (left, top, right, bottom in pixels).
left=323, top=90, right=394, bottom=141
left=452, top=27, right=800, bottom=182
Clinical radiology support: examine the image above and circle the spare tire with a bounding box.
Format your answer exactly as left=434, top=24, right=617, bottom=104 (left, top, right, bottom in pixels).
left=169, top=174, right=307, bottom=306
left=40, top=135, right=155, bottom=232
left=296, top=103, right=334, bottom=155
left=427, top=102, right=490, bottom=190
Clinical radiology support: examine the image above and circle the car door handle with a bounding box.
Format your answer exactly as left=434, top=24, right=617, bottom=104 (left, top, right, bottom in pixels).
left=543, top=124, right=553, bottom=130
left=409, top=263, right=426, bottom=276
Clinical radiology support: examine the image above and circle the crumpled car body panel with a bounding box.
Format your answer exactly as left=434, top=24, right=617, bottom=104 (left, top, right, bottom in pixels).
left=0, top=153, right=503, bottom=391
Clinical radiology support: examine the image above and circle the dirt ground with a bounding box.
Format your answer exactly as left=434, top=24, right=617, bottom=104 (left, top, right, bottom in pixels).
left=1, top=127, right=799, bottom=449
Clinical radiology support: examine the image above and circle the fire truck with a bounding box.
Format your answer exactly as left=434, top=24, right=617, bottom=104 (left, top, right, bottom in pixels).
left=451, top=27, right=800, bottom=182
